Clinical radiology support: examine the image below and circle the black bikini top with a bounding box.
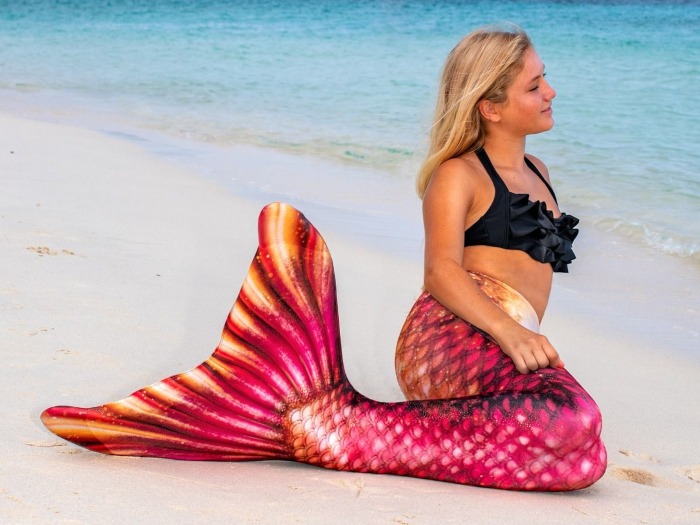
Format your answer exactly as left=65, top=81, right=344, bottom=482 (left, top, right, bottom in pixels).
left=464, top=148, right=579, bottom=273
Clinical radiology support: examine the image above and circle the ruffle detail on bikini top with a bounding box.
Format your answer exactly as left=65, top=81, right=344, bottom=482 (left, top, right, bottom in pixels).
left=508, top=193, right=579, bottom=273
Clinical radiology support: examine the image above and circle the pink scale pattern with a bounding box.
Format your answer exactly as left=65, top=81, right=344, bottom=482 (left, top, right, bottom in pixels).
left=41, top=203, right=606, bottom=491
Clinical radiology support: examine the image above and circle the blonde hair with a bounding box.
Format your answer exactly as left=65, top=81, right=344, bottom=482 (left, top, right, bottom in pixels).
left=416, top=24, right=532, bottom=198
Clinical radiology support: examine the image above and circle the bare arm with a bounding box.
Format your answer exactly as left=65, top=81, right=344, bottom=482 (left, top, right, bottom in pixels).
left=422, top=159, right=563, bottom=374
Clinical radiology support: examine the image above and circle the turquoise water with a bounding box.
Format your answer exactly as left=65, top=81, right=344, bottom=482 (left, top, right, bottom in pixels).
left=1, top=0, right=699, bottom=262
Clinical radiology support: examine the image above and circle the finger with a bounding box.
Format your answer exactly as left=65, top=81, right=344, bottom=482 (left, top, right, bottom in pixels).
left=542, top=341, right=563, bottom=368
left=534, top=348, right=550, bottom=369
left=510, top=354, right=530, bottom=375
left=523, top=353, right=540, bottom=372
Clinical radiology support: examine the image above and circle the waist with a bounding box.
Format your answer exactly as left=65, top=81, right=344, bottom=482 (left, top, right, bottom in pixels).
left=467, top=271, right=540, bottom=333
left=463, top=246, right=553, bottom=318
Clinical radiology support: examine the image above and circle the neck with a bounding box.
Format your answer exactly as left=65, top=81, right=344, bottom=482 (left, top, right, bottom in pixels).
left=482, top=135, right=527, bottom=170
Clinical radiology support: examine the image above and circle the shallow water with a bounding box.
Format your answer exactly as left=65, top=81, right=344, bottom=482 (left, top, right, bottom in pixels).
left=1, top=0, right=698, bottom=263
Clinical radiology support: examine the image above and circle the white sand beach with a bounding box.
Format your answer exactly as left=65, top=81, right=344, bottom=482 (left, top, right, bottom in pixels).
left=2, top=113, right=699, bottom=524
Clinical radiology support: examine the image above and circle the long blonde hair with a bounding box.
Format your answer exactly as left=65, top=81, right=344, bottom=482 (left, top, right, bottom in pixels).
left=416, top=25, right=532, bottom=198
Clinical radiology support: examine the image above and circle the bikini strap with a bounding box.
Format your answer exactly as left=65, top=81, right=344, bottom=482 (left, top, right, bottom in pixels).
left=476, top=148, right=558, bottom=204
left=524, top=156, right=558, bottom=204
left=475, top=148, right=509, bottom=193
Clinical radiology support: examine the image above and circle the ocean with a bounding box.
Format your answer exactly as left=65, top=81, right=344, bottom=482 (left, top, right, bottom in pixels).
left=1, top=0, right=698, bottom=263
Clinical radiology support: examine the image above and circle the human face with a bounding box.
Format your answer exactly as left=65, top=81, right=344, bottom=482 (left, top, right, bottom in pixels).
left=496, top=47, right=556, bottom=136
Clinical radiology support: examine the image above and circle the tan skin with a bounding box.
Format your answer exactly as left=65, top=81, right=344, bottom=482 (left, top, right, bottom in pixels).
left=423, top=47, right=566, bottom=375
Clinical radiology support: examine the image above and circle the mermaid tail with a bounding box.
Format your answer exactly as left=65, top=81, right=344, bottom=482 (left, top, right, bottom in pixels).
left=395, top=281, right=607, bottom=487
left=41, top=202, right=606, bottom=490
left=395, top=273, right=541, bottom=400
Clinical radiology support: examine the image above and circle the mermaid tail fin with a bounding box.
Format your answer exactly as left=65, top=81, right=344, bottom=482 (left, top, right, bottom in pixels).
left=41, top=203, right=345, bottom=460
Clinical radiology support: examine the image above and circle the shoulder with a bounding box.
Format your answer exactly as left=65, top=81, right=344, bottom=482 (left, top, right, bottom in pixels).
left=425, top=153, right=487, bottom=201
left=423, top=152, right=492, bottom=227
left=524, top=153, right=552, bottom=183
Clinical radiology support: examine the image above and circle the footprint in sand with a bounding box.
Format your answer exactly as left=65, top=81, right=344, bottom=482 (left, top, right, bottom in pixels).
left=26, top=246, right=76, bottom=257
left=29, top=328, right=53, bottom=336
left=613, top=450, right=662, bottom=487
left=326, top=477, right=366, bottom=497
left=619, top=449, right=659, bottom=463
left=680, top=465, right=700, bottom=483
left=610, top=466, right=658, bottom=486
left=617, top=450, right=700, bottom=488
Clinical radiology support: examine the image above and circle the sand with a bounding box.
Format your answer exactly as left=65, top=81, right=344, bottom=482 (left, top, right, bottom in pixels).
left=1, top=113, right=699, bottom=524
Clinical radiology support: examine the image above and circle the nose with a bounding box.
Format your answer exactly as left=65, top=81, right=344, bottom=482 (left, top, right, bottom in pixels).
left=544, top=79, right=556, bottom=101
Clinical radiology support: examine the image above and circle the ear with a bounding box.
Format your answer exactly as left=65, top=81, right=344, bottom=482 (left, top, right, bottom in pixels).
left=478, top=99, right=501, bottom=123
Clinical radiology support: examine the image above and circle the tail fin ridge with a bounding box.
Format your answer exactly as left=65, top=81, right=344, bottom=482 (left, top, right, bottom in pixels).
left=41, top=203, right=344, bottom=460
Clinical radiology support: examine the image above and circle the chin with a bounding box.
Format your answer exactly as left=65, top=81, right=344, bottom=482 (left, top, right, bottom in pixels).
left=534, top=118, right=555, bottom=134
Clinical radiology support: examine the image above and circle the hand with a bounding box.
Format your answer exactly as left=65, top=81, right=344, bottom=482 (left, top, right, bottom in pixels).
left=495, top=323, right=565, bottom=374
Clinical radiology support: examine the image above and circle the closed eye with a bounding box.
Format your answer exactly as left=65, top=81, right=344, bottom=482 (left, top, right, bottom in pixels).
left=529, top=72, right=547, bottom=91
